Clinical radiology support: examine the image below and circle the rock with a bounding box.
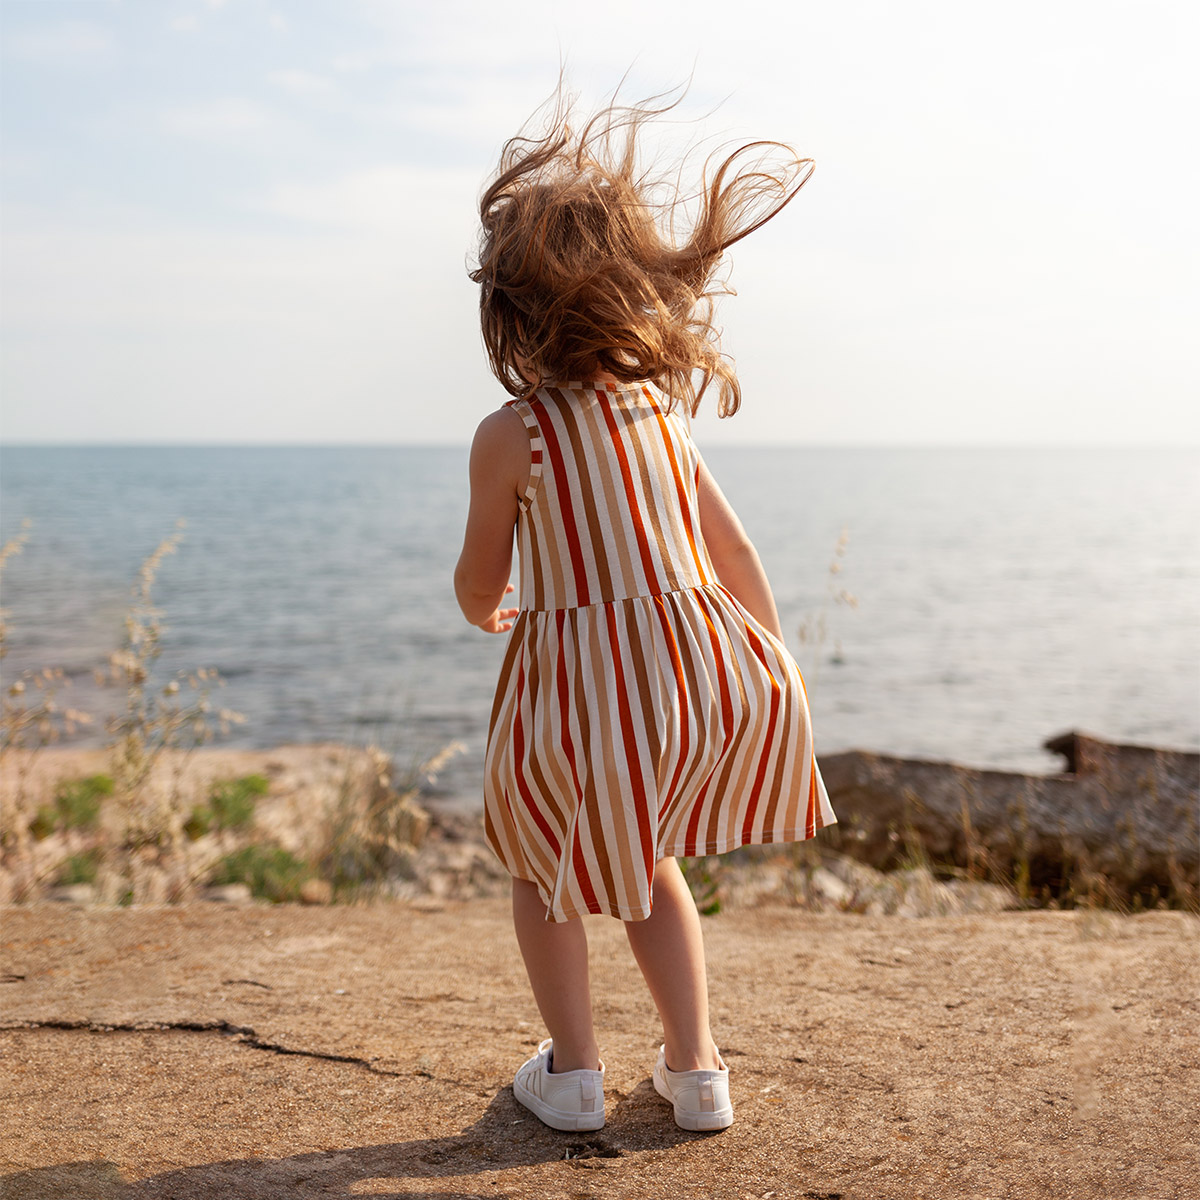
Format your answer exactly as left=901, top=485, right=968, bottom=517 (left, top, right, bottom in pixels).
left=809, top=867, right=852, bottom=906
left=203, top=883, right=253, bottom=904
left=819, top=731, right=1199, bottom=905
left=944, top=878, right=1018, bottom=914
left=48, top=884, right=97, bottom=905
left=299, top=878, right=333, bottom=905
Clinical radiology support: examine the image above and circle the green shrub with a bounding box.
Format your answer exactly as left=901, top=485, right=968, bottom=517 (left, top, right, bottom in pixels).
left=55, top=775, right=113, bottom=829
left=680, top=857, right=723, bottom=916
left=28, top=806, right=58, bottom=840
left=183, top=807, right=212, bottom=841
left=59, top=850, right=102, bottom=885
left=182, top=775, right=268, bottom=841
left=211, top=845, right=312, bottom=903
left=208, top=774, right=267, bottom=828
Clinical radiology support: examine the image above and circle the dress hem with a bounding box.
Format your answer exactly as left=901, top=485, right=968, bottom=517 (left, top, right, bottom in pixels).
left=506, top=816, right=839, bottom=924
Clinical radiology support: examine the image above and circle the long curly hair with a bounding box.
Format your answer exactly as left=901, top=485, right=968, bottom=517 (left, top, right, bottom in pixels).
left=469, top=86, right=814, bottom=417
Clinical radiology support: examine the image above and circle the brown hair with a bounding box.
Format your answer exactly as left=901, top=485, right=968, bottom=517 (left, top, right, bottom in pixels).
left=469, top=87, right=814, bottom=417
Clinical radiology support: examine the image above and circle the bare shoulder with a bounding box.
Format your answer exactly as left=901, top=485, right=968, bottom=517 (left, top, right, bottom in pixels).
left=471, top=405, right=528, bottom=458
left=469, top=404, right=530, bottom=500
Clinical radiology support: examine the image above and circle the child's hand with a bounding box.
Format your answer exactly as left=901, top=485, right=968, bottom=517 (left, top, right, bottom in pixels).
left=477, top=583, right=519, bottom=634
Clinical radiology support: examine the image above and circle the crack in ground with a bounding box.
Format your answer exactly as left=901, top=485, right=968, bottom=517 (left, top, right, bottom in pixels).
left=2, top=1018, right=407, bottom=1078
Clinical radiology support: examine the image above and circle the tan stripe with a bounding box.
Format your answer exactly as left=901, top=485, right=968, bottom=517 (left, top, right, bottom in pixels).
left=765, top=654, right=806, bottom=835
left=649, top=408, right=704, bottom=589
left=698, top=603, right=760, bottom=851
left=614, top=401, right=678, bottom=592
left=554, top=393, right=616, bottom=605
left=603, top=605, right=653, bottom=909
left=534, top=619, right=576, bottom=831
left=742, top=635, right=790, bottom=839
left=506, top=620, right=563, bottom=887
left=584, top=608, right=634, bottom=910
left=485, top=611, right=525, bottom=733
left=665, top=411, right=714, bottom=584
left=528, top=503, right=561, bottom=614
left=621, top=600, right=666, bottom=867
left=661, top=590, right=731, bottom=850
left=527, top=399, right=568, bottom=610
left=649, top=402, right=707, bottom=588
left=554, top=608, right=591, bottom=917
left=567, top=609, right=611, bottom=914
left=577, top=395, right=641, bottom=600
left=658, top=597, right=718, bottom=826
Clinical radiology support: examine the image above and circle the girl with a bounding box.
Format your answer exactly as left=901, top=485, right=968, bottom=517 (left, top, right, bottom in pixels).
left=454, top=88, right=836, bottom=1133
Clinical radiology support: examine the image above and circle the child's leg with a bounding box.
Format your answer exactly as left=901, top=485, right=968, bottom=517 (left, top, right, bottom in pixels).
left=623, top=858, right=722, bottom=1072
left=511, top=877, right=601, bottom=1072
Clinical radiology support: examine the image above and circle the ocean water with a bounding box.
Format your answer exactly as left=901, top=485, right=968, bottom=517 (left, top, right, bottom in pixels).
left=1, top=444, right=1197, bottom=809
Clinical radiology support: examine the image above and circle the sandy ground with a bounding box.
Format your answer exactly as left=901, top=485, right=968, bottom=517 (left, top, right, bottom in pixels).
left=1, top=900, right=1197, bottom=1200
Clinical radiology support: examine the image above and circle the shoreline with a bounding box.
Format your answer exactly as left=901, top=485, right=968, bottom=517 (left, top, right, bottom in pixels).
left=2, top=741, right=1194, bottom=914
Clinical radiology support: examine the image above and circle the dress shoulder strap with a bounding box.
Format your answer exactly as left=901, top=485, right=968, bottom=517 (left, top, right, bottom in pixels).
left=503, top=396, right=544, bottom=513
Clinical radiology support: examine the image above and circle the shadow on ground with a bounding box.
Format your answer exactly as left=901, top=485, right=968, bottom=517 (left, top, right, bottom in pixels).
left=1, top=1083, right=710, bottom=1200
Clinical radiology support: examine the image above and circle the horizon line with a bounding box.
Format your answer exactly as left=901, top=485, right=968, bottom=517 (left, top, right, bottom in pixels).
left=4, top=440, right=1198, bottom=452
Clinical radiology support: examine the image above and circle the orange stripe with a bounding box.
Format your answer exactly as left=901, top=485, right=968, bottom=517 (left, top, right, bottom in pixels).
left=559, top=394, right=617, bottom=601
left=566, top=609, right=601, bottom=914
left=684, top=588, right=736, bottom=854
left=511, top=644, right=560, bottom=858
left=652, top=593, right=691, bottom=819
left=597, top=387, right=661, bottom=595
left=605, top=601, right=656, bottom=880
left=537, top=393, right=591, bottom=605
left=646, top=389, right=707, bottom=582
left=738, top=618, right=783, bottom=842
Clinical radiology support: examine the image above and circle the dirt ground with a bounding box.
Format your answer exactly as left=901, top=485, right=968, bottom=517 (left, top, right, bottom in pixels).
left=1, top=900, right=1196, bottom=1200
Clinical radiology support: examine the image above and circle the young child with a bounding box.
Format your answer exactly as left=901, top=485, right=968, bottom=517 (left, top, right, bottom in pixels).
left=454, top=89, right=836, bottom=1133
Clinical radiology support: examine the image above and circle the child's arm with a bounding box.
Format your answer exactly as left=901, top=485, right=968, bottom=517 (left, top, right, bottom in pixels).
left=454, top=408, right=527, bottom=633
left=696, top=457, right=785, bottom=642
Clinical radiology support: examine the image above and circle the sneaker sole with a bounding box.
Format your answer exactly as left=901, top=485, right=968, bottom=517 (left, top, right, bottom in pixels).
left=652, top=1070, right=734, bottom=1131
left=513, top=1078, right=606, bottom=1132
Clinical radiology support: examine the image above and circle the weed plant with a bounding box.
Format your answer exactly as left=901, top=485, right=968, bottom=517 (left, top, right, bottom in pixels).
left=1, top=525, right=94, bottom=802
left=100, top=522, right=244, bottom=851
left=211, top=845, right=314, bottom=904
left=317, top=742, right=452, bottom=900
left=183, top=774, right=268, bottom=840
left=796, top=527, right=857, bottom=689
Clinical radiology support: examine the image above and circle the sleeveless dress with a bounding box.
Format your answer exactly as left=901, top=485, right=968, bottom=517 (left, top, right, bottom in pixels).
left=483, top=380, right=836, bottom=922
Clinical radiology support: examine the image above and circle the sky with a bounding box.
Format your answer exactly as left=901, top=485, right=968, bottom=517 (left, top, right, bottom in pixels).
left=1, top=0, right=1197, bottom=447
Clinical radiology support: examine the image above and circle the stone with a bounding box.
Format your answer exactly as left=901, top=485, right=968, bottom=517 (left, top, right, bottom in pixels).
left=818, top=731, right=1198, bottom=905
left=809, top=867, right=852, bottom=906
left=48, top=884, right=97, bottom=905
left=203, top=883, right=253, bottom=904
left=298, top=878, right=333, bottom=905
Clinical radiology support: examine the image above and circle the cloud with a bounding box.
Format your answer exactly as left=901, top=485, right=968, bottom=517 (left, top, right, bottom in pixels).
left=160, top=97, right=280, bottom=141
left=170, top=15, right=200, bottom=33
left=267, top=69, right=337, bottom=97
left=331, top=52, right=372, bottom=73
left=4, top=19, right=114, bottom=65
left=256, top=164, right=479, bottom=237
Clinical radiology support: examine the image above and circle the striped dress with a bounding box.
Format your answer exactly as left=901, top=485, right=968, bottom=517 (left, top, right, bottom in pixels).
left=483, top=380, right=836, bottom=922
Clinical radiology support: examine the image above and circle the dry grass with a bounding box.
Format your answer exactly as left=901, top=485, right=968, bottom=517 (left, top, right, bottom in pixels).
left=796, top=525, right=857, bottom=688
left=0, top=527, right=446, bottom=905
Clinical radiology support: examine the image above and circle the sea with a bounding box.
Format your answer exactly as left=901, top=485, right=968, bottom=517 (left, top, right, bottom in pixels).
left=1, top=445, right=1197, bottom=810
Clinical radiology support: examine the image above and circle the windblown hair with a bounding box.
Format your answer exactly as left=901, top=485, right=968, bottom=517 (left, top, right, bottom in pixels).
left=470, top=87, right=814, bottom=417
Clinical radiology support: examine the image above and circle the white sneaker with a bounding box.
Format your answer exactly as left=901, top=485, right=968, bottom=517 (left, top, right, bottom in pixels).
left=513, top=1038, right=606, bottom=1131
left=652, top=1044, right=734, bottom=1131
